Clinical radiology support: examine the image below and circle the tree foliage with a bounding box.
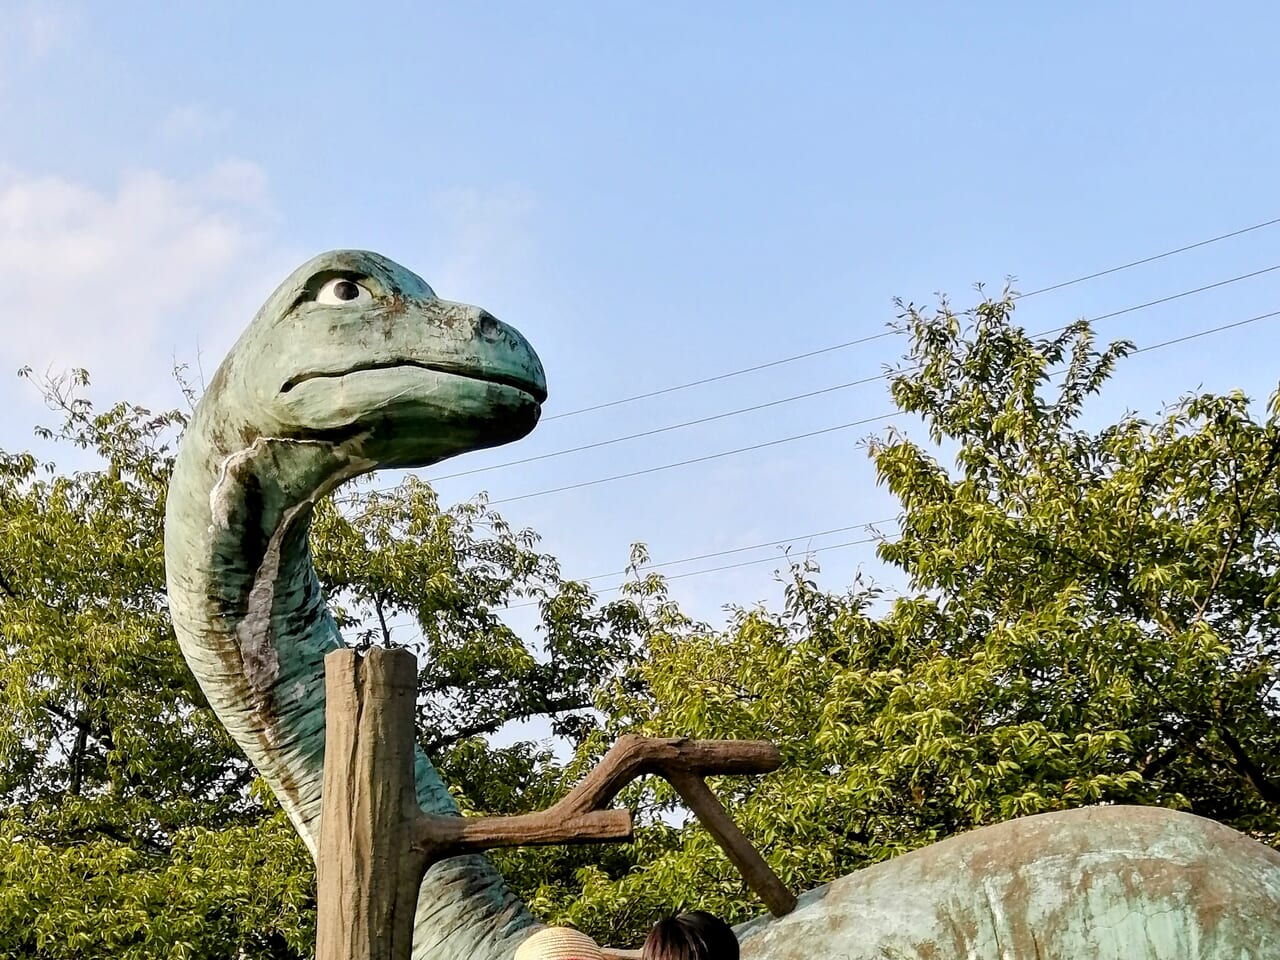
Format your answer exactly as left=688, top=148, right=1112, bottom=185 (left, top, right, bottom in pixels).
left=6, top=291, right=1280, bottom=954
left=550, top=294, right=1280, bottom=941
left=0, top=370, right=645, bottom=958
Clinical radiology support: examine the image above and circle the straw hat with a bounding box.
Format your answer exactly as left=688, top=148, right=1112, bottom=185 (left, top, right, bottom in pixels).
left=513, top=926, right=604, bottom=960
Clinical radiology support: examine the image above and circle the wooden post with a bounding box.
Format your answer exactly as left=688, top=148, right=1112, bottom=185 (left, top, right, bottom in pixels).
left=315, top=649, right=796, bottom=960
left=316, top=647, right=427, bottom=960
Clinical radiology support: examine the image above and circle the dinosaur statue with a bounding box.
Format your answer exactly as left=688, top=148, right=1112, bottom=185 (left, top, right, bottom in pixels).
left=164, top=250, right=1280, bottom=960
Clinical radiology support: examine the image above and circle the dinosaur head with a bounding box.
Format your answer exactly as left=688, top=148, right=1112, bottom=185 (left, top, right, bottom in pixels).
left=210, top=249, right=546, bottom=470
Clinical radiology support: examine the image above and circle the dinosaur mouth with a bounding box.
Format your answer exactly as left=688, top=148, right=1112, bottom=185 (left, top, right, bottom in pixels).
left=280, top=360, right=547, bottom=403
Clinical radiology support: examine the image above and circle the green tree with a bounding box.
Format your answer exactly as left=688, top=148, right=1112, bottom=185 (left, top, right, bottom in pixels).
left=0, top=370, right=645, bottom=958
left=554, top=294, right=1280, bottom=942
left=10, top=290, right=1280, bottom=954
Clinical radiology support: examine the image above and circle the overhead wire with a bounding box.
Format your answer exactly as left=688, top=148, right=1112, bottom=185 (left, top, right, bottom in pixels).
left=648, top=534, right=882, bottom=583
left=439, top=263, right=1280, bottom=483
left=502, top=533, right=891, bottom=610
left=575, top=519, right=895, bottom=583
left=542, top=215, right=1280, bottom=422
left=432, top=371, right=889, bottom=481
left=491, top=306, right=1280, bottom=509
left=539, top=330, right=897, bottom=423
left=1017, top=216, right=1280, bottom=298
left=1029, top=263, right=1280, bottom=338
left=495, top=307, right=1280, bottom=607
left=487, top=412, right=900, bottom=505
left=1129, top=309, right=1280, bottom=354
left=454, top=268, right=1280, bottom=494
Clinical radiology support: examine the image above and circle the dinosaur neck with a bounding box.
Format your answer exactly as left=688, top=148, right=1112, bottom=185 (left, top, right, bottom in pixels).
left=164, top=409, right=535, bottom=959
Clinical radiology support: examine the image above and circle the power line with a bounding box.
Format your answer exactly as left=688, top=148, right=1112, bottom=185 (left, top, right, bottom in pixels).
left=488, top=307, right=1280, bottom=507
left=645, top=535, right=882, bottom=583
left=542, top=216, right=1280, bottom=421
left=505, top=531, right=894, bottom=609
left=540, top=330, right=897, bottom=422
left=1131, top=309, right=1280, bottom=353
left=1031, top=263, right=1280, bottom=337
left=433, top=371, right=889, bottom=482
left=488, top=412, right=900, bottom=506
left=1017, top=216, right=1280, bottom=299
left=441, top=267, right=1280, bottom=483
left=577, top=519, right=896, bottom=583
left=498, top=308, right=1280, bottom=604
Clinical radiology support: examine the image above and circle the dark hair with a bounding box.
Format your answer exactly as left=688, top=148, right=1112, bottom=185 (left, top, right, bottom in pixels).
left=641, top=911, right=739, bottom=960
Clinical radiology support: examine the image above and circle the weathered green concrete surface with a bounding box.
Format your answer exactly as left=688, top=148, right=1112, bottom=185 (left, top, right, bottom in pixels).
left=166, top=250, right=1280, bottom=959
left=164, top=250, right=545, bottom=960
left=737, top=805, right=1280, bottom=959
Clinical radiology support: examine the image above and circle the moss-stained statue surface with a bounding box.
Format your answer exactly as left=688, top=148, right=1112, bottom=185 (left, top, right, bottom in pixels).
left=164, top=250, right=1280, bottom=959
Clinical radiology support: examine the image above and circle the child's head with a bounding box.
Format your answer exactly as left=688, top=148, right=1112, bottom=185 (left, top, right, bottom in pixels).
left=513, top=925, right=604, bottom=960
left=641, top=911, right=739, bottom=960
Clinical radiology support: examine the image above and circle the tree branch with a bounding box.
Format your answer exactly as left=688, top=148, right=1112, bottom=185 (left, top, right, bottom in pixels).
left=421, top=694, right=595, bottom=753
left=41, top=701, right=115, bottom=750
left=374, top=595, right=392, bottom=647
left=1194, top=433, right=1280, bottom=623
left=189, top=760, right=257, bottom=800
left=62, top=821, right=169, bottom=857
left=1215, top=726, right=1280, bottom=807
left=1139, top=720, right=1209, bottom=780
left=68, top=722, right=88, bottom=796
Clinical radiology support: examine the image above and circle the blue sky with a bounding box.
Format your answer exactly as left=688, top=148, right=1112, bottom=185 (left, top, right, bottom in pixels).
left=2, top=1, right=1279, bottom=624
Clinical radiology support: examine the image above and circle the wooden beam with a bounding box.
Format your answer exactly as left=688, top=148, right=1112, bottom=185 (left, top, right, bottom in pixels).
left=316, top=649, right=797, bottom=960
left=665, top=770, right=797, bottom=917
left=412, top=732, right=796, bottom=917
left=412, top=734, right=783, bottom=860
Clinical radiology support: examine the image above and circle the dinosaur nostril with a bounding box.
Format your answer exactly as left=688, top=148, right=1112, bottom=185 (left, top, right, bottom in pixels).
left=477, top=311, right=501, bottom=342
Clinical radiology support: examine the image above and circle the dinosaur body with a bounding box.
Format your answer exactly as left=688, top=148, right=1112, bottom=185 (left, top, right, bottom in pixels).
left=165, top=250, right=1280, bottom=960
left=737, top=805, right=1280, bottom=959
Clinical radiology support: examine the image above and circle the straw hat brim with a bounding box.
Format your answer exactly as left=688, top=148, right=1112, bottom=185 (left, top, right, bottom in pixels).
left=513, top=926, right=605, bottom=960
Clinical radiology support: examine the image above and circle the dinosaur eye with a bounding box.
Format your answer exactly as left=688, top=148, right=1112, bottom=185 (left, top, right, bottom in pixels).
left=316, top=277, right=373, bottom=306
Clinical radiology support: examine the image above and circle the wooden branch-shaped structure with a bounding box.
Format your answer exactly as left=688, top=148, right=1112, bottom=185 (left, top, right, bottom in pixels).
left=316, top=647, right=796, bottom=960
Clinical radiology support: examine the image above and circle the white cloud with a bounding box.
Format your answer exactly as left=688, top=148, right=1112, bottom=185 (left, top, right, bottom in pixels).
left=0, top=161, right=285, bottom=404
left=23, top=1, right=77, bottom=56
left=0, top=0, right=80, bottom=63
left=158, top=104, right=234, bottom=143
left=198, top=157, right=268, bottom=206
